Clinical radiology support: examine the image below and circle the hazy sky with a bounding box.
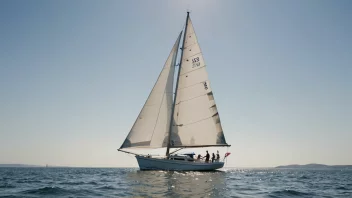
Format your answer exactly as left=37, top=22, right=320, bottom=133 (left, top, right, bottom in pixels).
left=1, top=0, right=351, bottom=167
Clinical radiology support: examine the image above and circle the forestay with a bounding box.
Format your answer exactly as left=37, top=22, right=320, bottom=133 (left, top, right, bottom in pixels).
left=169, top=17, right=228, bottom=148
left=120, top=32, right=182, bottom=149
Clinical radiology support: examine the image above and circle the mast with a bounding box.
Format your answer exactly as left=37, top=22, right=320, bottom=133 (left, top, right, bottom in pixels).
left=166, top=12, right=190, bottom=156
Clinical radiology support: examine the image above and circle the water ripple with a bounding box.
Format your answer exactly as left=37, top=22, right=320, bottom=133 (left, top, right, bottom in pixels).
left=0, top=167, right=351, bottom=197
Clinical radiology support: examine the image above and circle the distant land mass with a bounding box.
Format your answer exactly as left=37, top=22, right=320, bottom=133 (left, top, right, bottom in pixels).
left=0, top=164, right=81, bottom=168
left=0, top=164, right=43, bottom=167
left=276, top=163, right=352, bottom=169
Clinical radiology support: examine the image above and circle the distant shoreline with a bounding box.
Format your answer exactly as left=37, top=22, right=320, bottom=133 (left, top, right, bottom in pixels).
left=0, top=164, right=43, bottom=168
left=0, top=164, right=132, bottom=168
left=275, top=163, right=352, bottom=169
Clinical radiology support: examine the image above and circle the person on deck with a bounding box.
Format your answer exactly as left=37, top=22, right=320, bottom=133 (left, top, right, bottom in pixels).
left=197, top=154, right=201, bottom=161
left=216, top=150, right=220, bottom=162
left=212, top=153, right=215, bottom=163
left=205, top=151, right=210, bottom=163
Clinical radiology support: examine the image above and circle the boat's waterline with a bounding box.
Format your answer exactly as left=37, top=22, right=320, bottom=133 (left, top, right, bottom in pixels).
left=136, top=156, right=224, bottom=171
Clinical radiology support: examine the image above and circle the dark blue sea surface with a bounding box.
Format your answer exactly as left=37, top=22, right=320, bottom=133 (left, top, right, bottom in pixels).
left=0, top=167, right=351, bottom=197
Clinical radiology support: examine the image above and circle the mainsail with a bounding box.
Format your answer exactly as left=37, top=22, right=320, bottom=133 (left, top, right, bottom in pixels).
left=120, top=32, right=182, bottom=149
left=120, top=13, right=229, bottom=153
left=169, top=17, right=228, bottom=148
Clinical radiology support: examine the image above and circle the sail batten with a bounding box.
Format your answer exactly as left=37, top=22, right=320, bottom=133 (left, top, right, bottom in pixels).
left=120, top=32, right=182, bottom=149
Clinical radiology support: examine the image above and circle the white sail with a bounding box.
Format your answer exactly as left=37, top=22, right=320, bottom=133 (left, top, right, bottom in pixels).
left=170, top=17, right=228, bottom=147
left=120, top=32, right=182, bottom=149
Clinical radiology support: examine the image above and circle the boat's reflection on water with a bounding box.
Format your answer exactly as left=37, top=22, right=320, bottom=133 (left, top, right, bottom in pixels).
left=126, top=169, right=227, bottom=197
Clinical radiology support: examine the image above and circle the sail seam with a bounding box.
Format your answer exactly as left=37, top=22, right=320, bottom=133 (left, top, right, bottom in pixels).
left=185, top=31, right=196, bottom=36
left=184, top=42, right=198, bottom=48
left=176, top=116, right=217, bottom=127
left=185, top=42, right=198, bottom=49
left=179, top=65, right=206, bottom=76
left=182, top=52, right=202, bottom=60
left=184, top=32, right=198, bottom=48
left=149, top=89, right=167, bottom=144
left=177, top=80, right=206, bottom=91
left=183, top=42, right=197, bottom=48
left=175, top=93, right=207, bottom=105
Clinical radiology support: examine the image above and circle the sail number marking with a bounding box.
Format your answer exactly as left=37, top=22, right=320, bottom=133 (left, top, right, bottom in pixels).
left=203, top=82, right=208, bottom=90
left=192, top=57, right=200, bottom=68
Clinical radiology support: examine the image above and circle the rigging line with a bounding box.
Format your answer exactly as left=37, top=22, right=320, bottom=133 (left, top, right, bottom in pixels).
left=177, top=79, right=206, bottom=91
left=169, top=148, right=183, bottom=155
left=179, top=65, right=207, bottom=76
left=175, top=92, right=208, bottom=105
left=176, top=115, right=219, bottom=128
left=117, top=149, right=140, bottom=156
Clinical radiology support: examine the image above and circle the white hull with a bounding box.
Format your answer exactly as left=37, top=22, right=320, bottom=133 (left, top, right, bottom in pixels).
left=136, top=156, right=224, bottom=171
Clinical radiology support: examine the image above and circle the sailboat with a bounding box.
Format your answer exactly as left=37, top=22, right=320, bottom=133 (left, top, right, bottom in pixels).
left=118, top=12, right=231, bottom=171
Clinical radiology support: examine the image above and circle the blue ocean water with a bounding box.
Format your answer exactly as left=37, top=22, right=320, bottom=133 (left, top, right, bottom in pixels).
left=0, top=167, right=351, bottom=197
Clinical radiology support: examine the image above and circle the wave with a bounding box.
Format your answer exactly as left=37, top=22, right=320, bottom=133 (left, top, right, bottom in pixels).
left=23, top=187, right=71, bottom=195
left=269, top=189, right=314, bottom=197
left=1, top=168, right=349, bottom=197
left=0, top=184, right=15, bottom=189
left=87, top=181, right=99, bottom=185
left=16, top=179, right=41, bottom=184
left=298, top=175, right=310, bottom=179
left=21, top=186, right=101, bottom=196
left=336, top=186, right=349, bottom=190
left=97, top=185, right=116, bottom=190
left=58, top=181, right=86, bottom=185
left=100, top=179, right=113, bottom=182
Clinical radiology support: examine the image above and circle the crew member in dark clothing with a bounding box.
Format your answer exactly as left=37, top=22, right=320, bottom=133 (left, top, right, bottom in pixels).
left=205, top=151, right=210, bottom=163
left=211, top=153, right=215, bottom=163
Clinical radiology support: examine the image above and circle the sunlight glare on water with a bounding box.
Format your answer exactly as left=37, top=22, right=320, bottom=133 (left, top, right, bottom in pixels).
left=0, top=167, right=351, bottom=197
